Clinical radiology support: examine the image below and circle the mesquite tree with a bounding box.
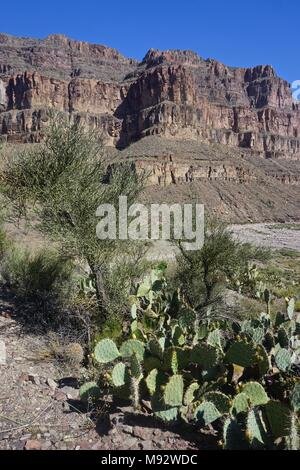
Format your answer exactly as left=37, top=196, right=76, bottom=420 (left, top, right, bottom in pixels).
left=1, top=115, right=146, bottom=319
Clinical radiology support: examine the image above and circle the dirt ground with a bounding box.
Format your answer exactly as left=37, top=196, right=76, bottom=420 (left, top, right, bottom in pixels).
left=0, top=289, right=214, bottom=451
left=230, top=223, right=300, bottom=252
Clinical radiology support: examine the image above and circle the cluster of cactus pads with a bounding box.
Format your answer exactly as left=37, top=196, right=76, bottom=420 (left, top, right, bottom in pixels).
left=80, top=267, right=300, bottom=450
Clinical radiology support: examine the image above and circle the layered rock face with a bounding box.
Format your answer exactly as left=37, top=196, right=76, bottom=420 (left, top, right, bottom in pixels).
left=1, top=33, right=300, bottom=221
left=0, top=33, right=300, bottom=161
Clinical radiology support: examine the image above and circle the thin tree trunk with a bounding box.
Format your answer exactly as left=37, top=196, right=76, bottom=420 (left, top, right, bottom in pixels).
left=87, top=258, right=108, bottom=321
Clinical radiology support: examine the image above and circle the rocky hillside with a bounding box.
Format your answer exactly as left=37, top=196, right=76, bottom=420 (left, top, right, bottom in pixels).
left=1, top=33, right=300, bottom=221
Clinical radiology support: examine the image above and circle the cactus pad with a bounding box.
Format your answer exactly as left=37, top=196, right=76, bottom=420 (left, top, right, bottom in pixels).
left=184, top=382, right=199, bottom=406
left=223, top=417, right=248, bottom=450
left=163, top=374, right=184, bottom=406
left=193, top=401, right=221, bottom=427
left=79, top=381, right=101, bottom=402
left=148, top=338, right=164, bottom=360
left=144, top=355, right=161, bottom=372
left=278, top=327, right=289, bottom=348
left=112, top=362, right=128, bottom=387
left=207, top=329, right=223, bottom=350
left=120, top=339, right=145, bottom=361
left=154, top=407, right=179, bottom=422
left=287, top=298, right=295, bottom=320
left=256, top=344, right=270, bottom=376
left=247, top=409, right=268, bottom=449
left=151, top=392, right=178, bottom=422
left=231, top=392, right=249, bottom=416
left=275, top=348, right=291, bottom=372
left=145, top=368, right=159, bottom=396
left=291, top=382, right=300, bottom=412
left=225, top=341, right=256, bottom=368
left=204, top=391, right=230, bottom=414
left=172, top=326, right=185, bottom=346
left=265, top=400, right=292, bottom=438
left=94, top=339, right=120, bottom=364
left=130, top=353, right=143, bottom=379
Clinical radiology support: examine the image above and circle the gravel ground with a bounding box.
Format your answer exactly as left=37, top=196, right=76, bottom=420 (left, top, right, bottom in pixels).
left=230, top=223, right=300, bottom=251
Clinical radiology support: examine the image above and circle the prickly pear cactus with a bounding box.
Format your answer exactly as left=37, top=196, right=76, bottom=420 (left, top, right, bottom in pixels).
left=190, top=344, right=220, bottom=369
left=230, top=393, right=249, bottom=416
left=275, top=348, right=292, bottom=372
left=120, top=339, right=145, bottom=361
left=94, top=339, right=119, bottom=364
left=225, top=340, right=256, bottom=368
left=80, top=270, right=300, bottom=450
left=194, top=401, right=221, bottom=426
left=241, top=382, right=269, bottom=406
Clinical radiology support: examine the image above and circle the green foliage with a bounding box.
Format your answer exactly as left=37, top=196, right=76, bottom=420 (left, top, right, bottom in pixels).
left=112, top=362, right=127, bottom=387
left=1, top=115, right=146, bottom=321
left=174, top=220, right=270, bottom=313
left=94, top=339, right=120, bottom=364
left=242, top=382, right=269, bottom=406
left=190, top=343, right=220, bottom=369
left=225, top=341, right=257, bottom=368
left=81, top=267, right=300, bottom=449
left=1, top=245, right=73, bottom=303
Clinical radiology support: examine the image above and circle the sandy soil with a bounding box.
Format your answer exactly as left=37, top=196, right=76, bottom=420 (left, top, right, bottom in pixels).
left=230, top=223, right=300, bottom=251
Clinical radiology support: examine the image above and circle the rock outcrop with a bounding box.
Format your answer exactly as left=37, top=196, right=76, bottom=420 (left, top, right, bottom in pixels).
left=0, top=33, right=300, bottom=160
left=1, top=33, right=300, bottom=222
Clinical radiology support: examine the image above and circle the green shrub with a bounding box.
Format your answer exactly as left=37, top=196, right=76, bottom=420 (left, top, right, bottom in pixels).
left=173, top=220, right=270, bottom=313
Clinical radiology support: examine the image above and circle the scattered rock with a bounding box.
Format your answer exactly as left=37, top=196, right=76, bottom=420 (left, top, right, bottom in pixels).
left=41, top=441, right=52, bottom=450
left=121, top=437, right=138, bottom=450
left=132, top=426, right=149, bottom=440
left=28, top=374, right=40, bottom=385
left=140, top=440, right=153, bottom=450
left=77, top=440, right=91, bottom=450
left=24, top=439, right=42, bottom=450
left=18, top=373, right=29, bottom=383
left=54, top=390, right=67, bottom=402
left=46, top=378, right=57, bottom=389
left=60, top=386, right=79, bottom=400
left=121, top=425, right=133, bottom=435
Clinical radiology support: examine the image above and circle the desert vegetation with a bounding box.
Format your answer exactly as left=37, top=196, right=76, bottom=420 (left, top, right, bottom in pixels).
left=0, top=118, right=299, bottom=451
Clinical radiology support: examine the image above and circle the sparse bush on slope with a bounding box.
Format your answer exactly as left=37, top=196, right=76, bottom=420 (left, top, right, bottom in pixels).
left=1, top=245, right=74, bottom=303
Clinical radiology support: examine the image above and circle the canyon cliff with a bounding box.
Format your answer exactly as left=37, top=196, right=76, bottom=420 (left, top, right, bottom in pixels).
left=0, top=33, right=300, bottom=221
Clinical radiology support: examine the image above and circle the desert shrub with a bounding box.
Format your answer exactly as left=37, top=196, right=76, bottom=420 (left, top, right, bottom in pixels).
left=1, top=245, right=74, bottom=303
left=81, top=267, right=300, bottom=450
left=0, top=114, right=147, bottom=323
left=173, top=220, right=270, bottom=314
left=0, top=224, right=9, bottom=259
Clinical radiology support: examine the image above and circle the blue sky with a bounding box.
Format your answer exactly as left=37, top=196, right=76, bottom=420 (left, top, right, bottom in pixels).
left=1, top=0, right=299, bottom=84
